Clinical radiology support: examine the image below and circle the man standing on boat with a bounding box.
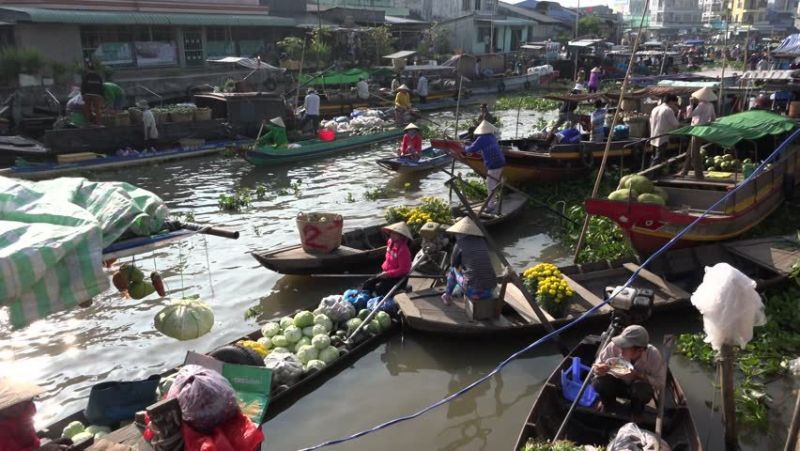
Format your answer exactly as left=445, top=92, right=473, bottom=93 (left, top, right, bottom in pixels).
left=300, top=88, right=321, bottom=133
left=680, top=87, right=717, bottom=179
left=394, top=84, right=412, bottom=124
left=138, top=100, right=159, bottom=150
left=356, top=77, right=370, bottom=102
left=415, top=74, right=429, bottom=104
left=80, top=60, right=105, bottom=125
left=592, top=325, right=666, bottom=418
left=648, top=94, right=680, bottom=167
left=465, top=121, right=505, bottom=214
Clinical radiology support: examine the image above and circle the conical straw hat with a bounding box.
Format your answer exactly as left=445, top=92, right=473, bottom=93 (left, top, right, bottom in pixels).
left=446, top=217, right=483, bottom=236
left=473, top=120, right=497, bottom=135
left=0, top=378, right=44, bottom=410
left=270, top=117, right=286, bottom=128
left=691, top=87, right=717, bottom=102
left=382, top=222, right=413, bottom=240
left=397, top=84, right=410, bottom=91
left=404, top=123, right=419, bottom=131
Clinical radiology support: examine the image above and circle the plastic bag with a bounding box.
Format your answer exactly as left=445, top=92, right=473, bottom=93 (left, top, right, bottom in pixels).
left=343, top=289, right=372, bottom=311
left=608, top=422, right=670, bottom=451
left=182, top=410, right=264, bottom=451
left=263, top=352, right=304, bottom=386
left=166, top=365, right=240, bottom=433
left=366, top=296, right=399, bottom=316
left=690, top=263, right=766, bottom=351
left=317, top=295, right=356, bottom=323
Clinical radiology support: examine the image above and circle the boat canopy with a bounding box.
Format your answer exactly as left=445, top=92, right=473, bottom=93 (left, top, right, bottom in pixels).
left=671, top=110, right=797, bottom=148
left=207, top=57, right=285, bottom=72
left=774, top=33, right=800, bottom=57
left=299, top=68, right=371, bottom=87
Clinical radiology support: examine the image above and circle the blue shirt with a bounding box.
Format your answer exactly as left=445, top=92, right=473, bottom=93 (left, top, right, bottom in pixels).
left=465, top=134, right=505, bottom=170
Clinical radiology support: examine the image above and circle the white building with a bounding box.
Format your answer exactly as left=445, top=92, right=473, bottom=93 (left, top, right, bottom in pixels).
left=648, top=0, right=701, bottom=35
left=701, top=0, right=724, bottom=25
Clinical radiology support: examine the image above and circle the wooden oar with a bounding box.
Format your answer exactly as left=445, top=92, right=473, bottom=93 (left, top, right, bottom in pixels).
left=655, top=335, right=676, bottom=450
left=310, top=273, right=445, bottom=279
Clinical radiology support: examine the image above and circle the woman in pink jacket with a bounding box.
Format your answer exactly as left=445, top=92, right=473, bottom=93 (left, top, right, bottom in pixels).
left=362, top=222, right=413, bottom=297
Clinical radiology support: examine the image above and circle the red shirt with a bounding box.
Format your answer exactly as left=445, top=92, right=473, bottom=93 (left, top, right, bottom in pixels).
left=399, top=133, right=422, bottom=158
left=381, top=238, right=412, bottom=278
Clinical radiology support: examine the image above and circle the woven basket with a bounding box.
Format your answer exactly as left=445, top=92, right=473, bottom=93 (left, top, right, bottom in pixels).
left=194, top=107, right=212, bottom=121
left=170, top=111, right=194, bottom=123
left=296, top=212, right=344, bottom=254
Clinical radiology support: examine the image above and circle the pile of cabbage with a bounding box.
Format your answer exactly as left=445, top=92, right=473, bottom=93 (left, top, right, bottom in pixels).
left=61, top=421, right=110, bottom=443
left=260, top=294, right=393, bottom=387
left=320, top=109, right=392, bottom=134
left=607, top=174, right=669, bottom=206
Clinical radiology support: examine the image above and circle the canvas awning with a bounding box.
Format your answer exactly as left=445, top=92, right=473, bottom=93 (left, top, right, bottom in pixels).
left=774, top=34, right=800, bottom=57
left=207, top=57, right=285, bottom=72
left=383, top=50, right=417, bottom=60
left=568, top=39, right=605, bottom=47
left=670, top=110, right=796, bottom=148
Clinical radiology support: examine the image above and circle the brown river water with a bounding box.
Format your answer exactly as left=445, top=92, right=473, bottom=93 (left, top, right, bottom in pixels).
left=0, top=108, right=795, bottom=450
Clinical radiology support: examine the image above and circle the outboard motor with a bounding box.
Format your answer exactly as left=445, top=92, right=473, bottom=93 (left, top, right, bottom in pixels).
left=605, top=285, right=655, bottom=328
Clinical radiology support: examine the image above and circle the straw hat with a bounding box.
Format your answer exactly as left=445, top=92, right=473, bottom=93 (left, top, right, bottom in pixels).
left=591, top=66, right=601, bottom=73
left=382, top=222, right=413, bottom=240
left=396, top=84, right=410, bottom=92
left=446, top=217, right=483, bottom=237
left=691, top=87, right=717, bottom=102
left=269, top=117, right=286, bottom=128
left=0, top=378, right=44, bottom=411
left=473, top=120, right=497, bottom=135
left=404, top=123, right=419, bottom=131
left=136, top=100, right=149, bottom=109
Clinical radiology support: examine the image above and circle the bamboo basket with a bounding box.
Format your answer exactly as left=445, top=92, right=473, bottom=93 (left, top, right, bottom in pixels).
left=296, top=212, right=344, bottom=254
left=152, top=110, right=168, bottom=124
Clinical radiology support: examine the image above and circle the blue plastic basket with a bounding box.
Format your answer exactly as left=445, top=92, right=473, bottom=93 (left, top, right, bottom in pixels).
left=560, top=357, right=599, bottom=407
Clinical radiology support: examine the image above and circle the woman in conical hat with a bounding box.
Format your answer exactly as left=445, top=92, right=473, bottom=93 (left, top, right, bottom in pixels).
left=691, top=86, right=717, bottom=103
left=362, top=222, right=413, bottom=297
left=441, top=217, right=497, bottom=305
left=257, top=116, right=289, bottom=148
left=680, top=86, right=717, bottom=179
left=394, top=84, right=413, bottom=124
left=0, top=377, right=48, bottom=450
left=398, top=123, right=422, bottom=160
left=464, top=120, right=505, bottom=214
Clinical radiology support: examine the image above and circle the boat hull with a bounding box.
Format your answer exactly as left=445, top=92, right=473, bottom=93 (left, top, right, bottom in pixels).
left=375, top=147, right=454, bottom=173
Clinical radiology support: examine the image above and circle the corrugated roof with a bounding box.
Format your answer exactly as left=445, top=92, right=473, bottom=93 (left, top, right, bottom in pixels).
left=0, top=7, right=295, bottom=27
left=498, top=2, right=561, bottom=24
left=383, top=50, right=417, bottom=59
left=476, top=17, right=532, bottom=26
left=385, top=15, right=427, bottom=25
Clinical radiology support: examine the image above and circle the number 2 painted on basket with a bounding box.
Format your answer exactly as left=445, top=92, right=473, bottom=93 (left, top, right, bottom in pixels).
left=302, top=224, right=325, bottom=250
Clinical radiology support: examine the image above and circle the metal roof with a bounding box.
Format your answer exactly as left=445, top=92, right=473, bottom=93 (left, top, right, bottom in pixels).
left=475, top=17, right=532, bottom=26
left=497, top=2, right=562, bottom=24
left=740, top=70, right=800, bottom=81
left=0, top=6, right=295, bottom=27
left=384, top=15, right=427, bottom=25
left=568, top=38, right=605, bottom=47
left=383, top=50, right=417, bottom=59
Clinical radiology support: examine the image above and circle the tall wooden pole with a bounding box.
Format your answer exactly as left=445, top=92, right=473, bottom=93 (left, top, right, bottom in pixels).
left=784, top=389, right=800, bottom=451
left=449, top=75, right=465, bottom=203
left=720, top=344, right=739, bottom=451
left=295, top=37, right=307, bottom=111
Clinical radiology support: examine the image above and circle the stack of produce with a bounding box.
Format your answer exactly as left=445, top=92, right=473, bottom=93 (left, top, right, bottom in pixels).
left=385, top=196, right=454, bottom=235
left=320, top=109, right=393, bottom=135
left=61, top=421, right=111, bottom=443
left=703, top=150, right=746, bottom=172
left=259, top=295, right=393, bottom=383
left=112, top=263, right=165, bottom=299
left=607, top=174, right=669, bottom=206
left=522, top=263, right=575, bottom=318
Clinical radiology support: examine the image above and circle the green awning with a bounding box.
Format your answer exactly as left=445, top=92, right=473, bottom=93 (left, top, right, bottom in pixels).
left=0, top=7, right=295, bottom=27
left=300, top=69, right=371, bottom=87
left=671, top=111, right=797, bottom=148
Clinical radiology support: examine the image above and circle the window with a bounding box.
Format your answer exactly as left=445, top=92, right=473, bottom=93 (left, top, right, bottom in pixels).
left=81, top=25, right=177, bottom=68
left=477, top=27, right=490, bottom=43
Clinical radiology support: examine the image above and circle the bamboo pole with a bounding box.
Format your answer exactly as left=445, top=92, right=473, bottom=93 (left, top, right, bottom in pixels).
left=572, top=0, right=651, bottom=262
left=784, top=389, right=800, bottom=451
left=295, top=37, right=307, bottom=111
left=449, top=75, right=465, bottom=203
left=720, top=344, right=738, bottom=451
left=719, top=22, right=729, bottom=116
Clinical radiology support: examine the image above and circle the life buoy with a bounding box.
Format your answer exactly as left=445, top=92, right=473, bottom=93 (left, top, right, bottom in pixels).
left=497, top=81, right=506, bottom=93
left=263, top=78, right=277, bottom=91
left=580, top=144, right=594, bottom=168
left=523, top=81, right=532, bottom=90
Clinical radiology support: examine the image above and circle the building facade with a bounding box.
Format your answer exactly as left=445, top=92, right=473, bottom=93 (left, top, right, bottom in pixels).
left=701, top=0, right=724, bottom=26
left=315, top=0, right=500, bottom=22
left=647, top=0, right=701, bottom=35
left=730, top=0, right=769, bottom=27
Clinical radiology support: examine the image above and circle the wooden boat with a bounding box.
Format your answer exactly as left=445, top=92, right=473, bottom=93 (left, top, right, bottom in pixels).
left=317, top=89, right=461, bottom=117
left=40, top=317, right=397, bottom=444
left=103, top=223, right=240, bottom=261
left=0, top=135, right=49, bottom=168
left=376, top=146, right=454, bottom=173
left=585, top=111, right=800, bottom=254
left=394, top=236, right=793, bottom=337
left=514, top=335, right=701, bottom=450
left=251, top=192, right=528, bottom=275
left=0, top=139, right=251, bottom=180
left=241, top=128, right=403, bottom=167
left=432, top=137, right=645, bottom=186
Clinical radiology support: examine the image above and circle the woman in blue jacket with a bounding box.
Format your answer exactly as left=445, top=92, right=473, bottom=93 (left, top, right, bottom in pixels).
left=465, top=120, right=505, bottom=214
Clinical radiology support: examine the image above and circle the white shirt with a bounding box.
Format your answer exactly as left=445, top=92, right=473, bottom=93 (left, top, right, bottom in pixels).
left=416, top=76, right=428, bottom=97
left=142, top=109, right=158, bottom=140
left=756, top=59, right=769, bottom=71
left=356, top=80, right=369, bottom=100
left=304, top=93, right=320, bottom=116
left=649, top=103, right=679, bottom=147
left=690, top=101, right=716, bottom=125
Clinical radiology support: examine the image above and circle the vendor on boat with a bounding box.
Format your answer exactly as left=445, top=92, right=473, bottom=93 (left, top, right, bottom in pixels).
left=356, top=77, right=370, bottom=102
left=394, top=84, right=412, bottom=124
left=546, top=90, right=580, bottom=144
left=362, top=222, right=413, bottom=297
left=587, top=66, right=602, bottom=93
left=103, top=81, right=125, bottom=111
left=138, top=100, right=159, bottom=149
left=0, top=377, right=72, bottom=451
left=590, top=100, right=607, bottom=143
left=398, top=123, right=422, bottom=160
left=465, top=121, right=505, bottom=214
left=648, top=94, right=680, bottom=167
left=680, top=87, right=717, bottom=179
left=415, top=74, right=428, bottom=104
left=468, top=104, right=497, bottom=138
left=592, top=325, right=666, bottom=418
left=80, top=60, right=104, bottom=126
left=257, top=117, right=288, bottom=148
left=441, top=217, right=497, bottom=306
left=300, top=88, right=321, bottom=132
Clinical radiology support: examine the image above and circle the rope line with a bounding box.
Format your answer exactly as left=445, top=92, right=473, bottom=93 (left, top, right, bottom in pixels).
left=297, top=127, right=800, bottom=451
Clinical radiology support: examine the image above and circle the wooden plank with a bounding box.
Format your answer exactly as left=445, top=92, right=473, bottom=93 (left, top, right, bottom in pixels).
left=622, top=262, right=691, bottom=300
left=562, top=274, right=613, bottom=313
left=724, top=235, right=800, bottom=276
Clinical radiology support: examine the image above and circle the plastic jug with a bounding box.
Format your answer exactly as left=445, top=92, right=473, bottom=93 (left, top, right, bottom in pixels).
left=560, top=356, right=599, bottom=407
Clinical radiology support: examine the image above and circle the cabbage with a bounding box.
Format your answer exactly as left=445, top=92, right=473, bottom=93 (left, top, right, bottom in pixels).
left=296, top=336, right=312, bottom=348
left=296, top=344, right=319, bottom=364
left=264, top=353, right=304, bottom=385
left=257, top=336, right=272, bottom=349
left=283, top=325, right=303, bottom=343
left=317, top=295, right=356, bottom=323
left=608, top=188, right=639, bottom=202
left=345, top=318, right=363, bottom=334
left=376, top=311, right=392, bottom=331
left=279, top=316, right=294, bottom=330
left=261, top=322, right=281, bottom=338
left=312, top=324, right=328, bottom=336
left=318, top=346, right=340, bottom=364
left=71, top=431, right=94, bottom=443
left=358, top=309, right=370, bottom=321
left=271, top=335, right=289, bottom=348
left=94, top=431, right=108, bottom=439
left=653, top=186, right=669, bottom=202
left=62, top=421, right=85, bottom=439
left=271, top=347, right=291, bottom=355
left=313, top=314, right=333, bottom=332
left=625, top=175, right=654, bottom=195
left=303, top=326, right=316, bottom=337
left=86, top=425, right=111, bottom=436
left=637, top=193, right=666, bottom=205
left=294, top=310, right=315, bottom=328
left=312, top=334, right=331, bottom=350
left=305, top=359, right=326, bottom=373
left=366, top=319, right=382, bottom=335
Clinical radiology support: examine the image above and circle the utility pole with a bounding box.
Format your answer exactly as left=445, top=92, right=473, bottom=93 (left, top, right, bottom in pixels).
left=573, top=0, right=581, bottom=79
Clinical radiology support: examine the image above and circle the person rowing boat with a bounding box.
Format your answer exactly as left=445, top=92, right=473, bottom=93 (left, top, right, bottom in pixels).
left=398, top=123, right=422, bottom=161
left=362, top=222, right=413, bottom=297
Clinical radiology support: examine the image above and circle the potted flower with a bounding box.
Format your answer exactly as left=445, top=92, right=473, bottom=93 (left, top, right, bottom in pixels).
left=522, top=263, right=574, bottom=318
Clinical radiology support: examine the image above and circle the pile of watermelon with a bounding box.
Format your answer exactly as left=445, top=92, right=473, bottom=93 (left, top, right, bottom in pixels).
left=607, top=175, right=669, bottom=206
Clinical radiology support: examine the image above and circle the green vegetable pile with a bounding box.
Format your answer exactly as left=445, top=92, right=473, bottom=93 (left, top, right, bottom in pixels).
left=61, top=421, right=111, bottom=443
left=495, top=94, right=559, bottom=112
left=607, top=174, right=668, bottom=206
left=520, top=439, right=601, bottom=451
left=677, top=284, right=800, bottom=430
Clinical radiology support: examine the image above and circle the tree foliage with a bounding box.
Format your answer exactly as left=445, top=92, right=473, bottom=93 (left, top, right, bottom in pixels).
left=278, top=36, right=304, bottom=61
left=364, top=26, right=396, bottom=64
left=578, top=16, right=609, bottom=39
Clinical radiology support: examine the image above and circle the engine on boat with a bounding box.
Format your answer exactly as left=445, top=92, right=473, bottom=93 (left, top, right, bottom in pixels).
left=605, top=286, right=654, bottom=327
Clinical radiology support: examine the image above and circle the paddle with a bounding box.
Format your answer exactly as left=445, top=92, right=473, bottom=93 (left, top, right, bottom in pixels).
left=655, top=335, right=675, bottom=450
left=171, top=221, right=240, bottom=240
left=310, top=273, right=445, bottom=279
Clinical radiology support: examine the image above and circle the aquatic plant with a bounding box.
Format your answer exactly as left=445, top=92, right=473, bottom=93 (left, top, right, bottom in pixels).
left=364, top=186, right=394, bottom=201
left=255, top=183, right=268, bottom=200
left=218, top=187, right=252, bottom=212
left=519, top=439, right=597, bottom=451
left=495, top=94, right=558, bottom=112
left=344, top=192, right=356, bottom=203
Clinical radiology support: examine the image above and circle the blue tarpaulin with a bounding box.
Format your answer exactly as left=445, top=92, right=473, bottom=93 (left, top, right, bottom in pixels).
left=774, top=34, right=800, bottom=56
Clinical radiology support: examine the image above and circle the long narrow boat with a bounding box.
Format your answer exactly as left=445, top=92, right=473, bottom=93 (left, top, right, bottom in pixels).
left=318, top=89, right=461, bottom=117
left=252, top=192, right=527, bottom=275
left=394, top=236, right=794, bottom=337
left=0, top=139, right=251, bottom=180
left=433, top=137, right=645, bottom=186
left=376, top=146, right=454, bottom=173
left=241, top=128, right=403, bottom=167
left=514, top=336, right=701, bottom=450
left=39, top=317, right=397, bottom=444
left=103, top=223, right=240, bottom=261
left=585, top=111, right=800, bottom=254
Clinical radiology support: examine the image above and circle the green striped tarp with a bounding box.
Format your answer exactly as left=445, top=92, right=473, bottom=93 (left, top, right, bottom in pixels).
left=0, top=176, right=168, bottom=328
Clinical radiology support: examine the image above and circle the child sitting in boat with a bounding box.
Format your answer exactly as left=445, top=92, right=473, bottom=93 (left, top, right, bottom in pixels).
left=362, top=222, right=412, bottom=297
left=257, top=117, right=288, bottom=149
left=441, top=218, right=497, bottom=306
left=398, top=123, right=422, bottom=160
